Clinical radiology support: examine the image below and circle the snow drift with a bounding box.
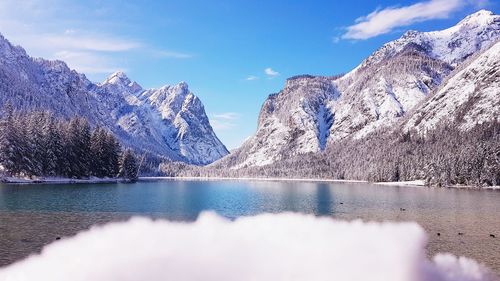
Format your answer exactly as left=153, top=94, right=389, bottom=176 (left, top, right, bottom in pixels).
left=0, top=212, right=496, bottom=281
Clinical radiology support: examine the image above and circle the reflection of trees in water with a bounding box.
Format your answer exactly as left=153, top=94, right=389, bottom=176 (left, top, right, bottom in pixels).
left=281, top=183, right=301, bottom=213
left=316, top=183, right=333, bottom=216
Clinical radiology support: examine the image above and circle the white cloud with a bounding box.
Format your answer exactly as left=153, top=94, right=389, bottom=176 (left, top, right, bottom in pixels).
left=1, top=30, right=139, bottom=75
left=44, top=33, right=142, bottom=52
left=245, top=75, right=259, bottom=81
left=0, top=0, right=191, bottom=77
left=210, top=119, right=236, bottom=131
left=0, top=213, right=494, bottom=281
left=265, top=67, right=280, bottom=77
left=53, top=51, right=126, bottom=74
left=342, top=0, right=466, bottom=40
left=213, top=112, right=240, bottom=120
left=210, top=112, right=241, bottom=131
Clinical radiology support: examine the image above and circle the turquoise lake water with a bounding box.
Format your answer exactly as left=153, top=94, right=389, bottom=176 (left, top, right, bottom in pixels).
left=0, top=179, right=499, bottom=273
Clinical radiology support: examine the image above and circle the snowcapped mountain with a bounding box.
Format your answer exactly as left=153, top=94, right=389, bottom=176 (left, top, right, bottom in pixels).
left=228, top=75, right=340, bottom=167
left=360, top=10, right=500, bottom=67
left=330, top=9, right=499, bottom=141
left=0, top=34, right=228, bottom=165
left=223, top=10, right=499, bottom=168
left=403, top=41, right=500, bottom=133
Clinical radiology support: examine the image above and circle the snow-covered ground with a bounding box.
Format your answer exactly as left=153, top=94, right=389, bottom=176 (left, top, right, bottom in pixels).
left=375, top=180, right=427, bottom=187
left=140, top=176, right=367, bottom=184
left=142, top=177, right=500, bottom=190
left=0, top=176, right=124, bottom=184
left=2, top=175, right=496, bottom=190
left=0, top=212, right=495, bottom=281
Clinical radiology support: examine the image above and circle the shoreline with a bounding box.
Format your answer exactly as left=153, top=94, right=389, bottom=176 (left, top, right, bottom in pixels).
left=140, top=176, right=500, bottom=190
left=1, top=175, right=498, bottom=190
left=0, top=176, right=125, bottom=185
left=139, top=176, right=368, bottom=184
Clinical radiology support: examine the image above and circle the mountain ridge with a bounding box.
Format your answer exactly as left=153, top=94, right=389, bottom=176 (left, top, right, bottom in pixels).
left=220, top=10, right=500, bottom=169
left=0, top=33, right=228, bottom=166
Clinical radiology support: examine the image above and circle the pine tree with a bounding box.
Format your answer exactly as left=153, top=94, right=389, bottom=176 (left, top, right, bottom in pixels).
left=90, top=127, right=107, bottom=177
left=105, top=131, right=121, bottom=177
left=0, top=105, right=21, bottom=175
left=59, top=121, right=74, bottom=177
left=66, top=117, right=91, bottom=178
left=119, top=149, right=139, bottom=182
left=16, top=115, right=35, bottom=177
left=77, top=118, right=92, bottom=178
left=26, top=111, right=46, bottom=176
left=41, top=114, right=59, bottom=176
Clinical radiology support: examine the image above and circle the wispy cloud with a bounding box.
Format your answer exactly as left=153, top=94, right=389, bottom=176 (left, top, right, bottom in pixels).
left=264, top=67, right=279, bottom=78
left=245, top=75, right=259, bottom=81
left=342, top=0, right=467, bottom=40
left=0, top=0, right=191, bottom=77
left=44, top=32, right=142, bottom=52
left=211, top=112, right=241, bottom=131
left=53, top=50, right=125, bottom=74
left=213, top=112, right=240, bottom=120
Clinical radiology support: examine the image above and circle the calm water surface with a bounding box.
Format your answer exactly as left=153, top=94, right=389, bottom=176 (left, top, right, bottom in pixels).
left=0, top=180, right=499, bottom=274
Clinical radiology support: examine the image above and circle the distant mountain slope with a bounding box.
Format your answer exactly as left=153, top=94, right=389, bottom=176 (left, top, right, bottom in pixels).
left=404, top=41, right=500, bottom=132
left=223, top=10, right=500, bottom=168
left=0, top=34, right=228, bottom=165
left=231, top=75, right=340, bottom=167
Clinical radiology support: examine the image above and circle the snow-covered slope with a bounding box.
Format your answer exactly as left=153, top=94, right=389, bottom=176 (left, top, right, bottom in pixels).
left=361, top=10, right=500, bottom=67
left=330, top=9, right=499, bottom=141
left=232, top=75, right=339, bottom=167
left=404, top=41, right=500, bottom=133
left=223, top=10, right=499, bottom=168
left=331, top=43, right=453, bottom=140
left=0, top=34, right=228, bottom=165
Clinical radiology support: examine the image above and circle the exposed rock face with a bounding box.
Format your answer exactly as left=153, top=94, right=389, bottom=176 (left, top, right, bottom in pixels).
left=232, top=76, right=339, bottom=167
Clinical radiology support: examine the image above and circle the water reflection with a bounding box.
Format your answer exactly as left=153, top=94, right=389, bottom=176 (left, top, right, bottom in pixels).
left=0, top=180, right=499, bottom=273
left=315, top=183, right=333, bottom=216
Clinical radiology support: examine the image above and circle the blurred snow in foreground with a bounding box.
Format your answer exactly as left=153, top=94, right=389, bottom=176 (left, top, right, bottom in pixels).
left=0, top=212, right=496, bottom=281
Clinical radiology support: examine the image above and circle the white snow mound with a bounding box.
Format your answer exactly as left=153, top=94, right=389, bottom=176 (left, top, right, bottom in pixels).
left=0, top=212, right=496, bottom=281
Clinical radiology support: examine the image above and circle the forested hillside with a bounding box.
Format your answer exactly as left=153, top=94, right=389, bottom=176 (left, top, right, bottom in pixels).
left=0, top=33, right=227, bottom=166
left=0, top=107, right=139, bottom=181
left=161, top=121, right=500, bottom=187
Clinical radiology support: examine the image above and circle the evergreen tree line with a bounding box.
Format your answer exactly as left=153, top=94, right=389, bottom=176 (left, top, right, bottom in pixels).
left=0, top=108, right=139, bottom=181
left=161, top=121, right=500, bottom=187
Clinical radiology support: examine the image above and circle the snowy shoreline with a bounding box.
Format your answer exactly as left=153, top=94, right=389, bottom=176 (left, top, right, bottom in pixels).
left=2, top=176, right=498, bottom=190
left=0, top=176, right=125, bottom=185
left=140, top=177, right=500, bottom=190
left=139, top=176, right=368, bottom=184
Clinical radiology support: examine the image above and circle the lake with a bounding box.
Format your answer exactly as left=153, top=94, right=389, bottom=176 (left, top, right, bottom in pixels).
left=0, top=179, right=499, bottom=274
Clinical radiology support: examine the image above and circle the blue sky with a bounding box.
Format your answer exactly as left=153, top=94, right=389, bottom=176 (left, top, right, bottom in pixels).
left=0, top=0, right=497, bottom=149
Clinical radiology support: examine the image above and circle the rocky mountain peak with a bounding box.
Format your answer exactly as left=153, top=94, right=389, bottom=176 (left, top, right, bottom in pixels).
left=101, top=71, right=143, bottom=94
left=0, top=33, right=29, bottom=60
left=401, top=30, right=420, bottom=39
left=103, top=71, right=131, bottom=85
left=456, top=9, right=496, bottom=27
left=0, top=33, right=228, bottom=166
